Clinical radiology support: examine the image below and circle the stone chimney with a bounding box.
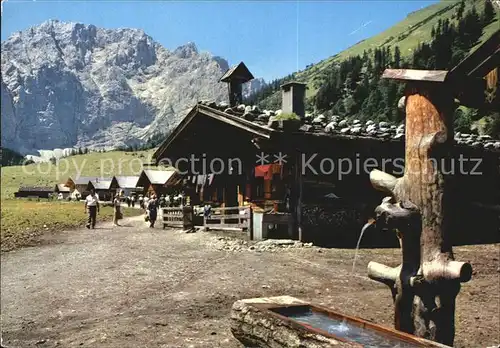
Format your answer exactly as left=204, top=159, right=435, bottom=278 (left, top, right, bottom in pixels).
left=281, top=82, right=306, bottom=119
left=219, top=62, right=254, bottom=107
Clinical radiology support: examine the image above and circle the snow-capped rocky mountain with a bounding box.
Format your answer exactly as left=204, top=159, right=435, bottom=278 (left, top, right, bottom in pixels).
left=1, top=20, right=233, bottom=154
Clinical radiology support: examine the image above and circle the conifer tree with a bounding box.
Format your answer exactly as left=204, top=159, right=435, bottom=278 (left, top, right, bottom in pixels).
left=482, top=0, right=495, bottom=24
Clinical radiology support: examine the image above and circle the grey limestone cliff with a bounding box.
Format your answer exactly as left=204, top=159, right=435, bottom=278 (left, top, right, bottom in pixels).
left=1, top=20, right=230, bottom=154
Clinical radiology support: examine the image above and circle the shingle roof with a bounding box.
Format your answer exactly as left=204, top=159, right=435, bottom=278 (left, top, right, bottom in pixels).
left=113, top=176, right=140, bottom=188
left=191, top=101, right=500, bottom=151
left=18, top=186, right=54, bottom=192
left=143, top=169, right=176, bottom=185
left=88, top=177, right=112, bottom=190
left=55, top=184, right=70, bottom=192
left=69, top=176, right=98, bottom=185
left=219, top=62, right=254, bottom=83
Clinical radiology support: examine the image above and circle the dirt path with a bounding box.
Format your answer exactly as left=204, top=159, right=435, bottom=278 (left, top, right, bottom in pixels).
left=1, top=217, right=499, bottom=348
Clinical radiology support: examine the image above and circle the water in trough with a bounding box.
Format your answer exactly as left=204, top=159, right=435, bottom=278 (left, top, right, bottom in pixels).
left=283, top=308, right=421, bottom=348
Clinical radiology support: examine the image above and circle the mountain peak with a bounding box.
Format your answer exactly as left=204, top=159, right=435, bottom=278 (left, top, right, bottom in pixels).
left=173, top=42, right=198, bottom=58
left=1, top=22, right=228, bottom=154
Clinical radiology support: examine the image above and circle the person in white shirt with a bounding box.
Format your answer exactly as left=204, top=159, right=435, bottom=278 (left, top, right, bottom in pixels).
left=84, top=188, right=100, bottom=229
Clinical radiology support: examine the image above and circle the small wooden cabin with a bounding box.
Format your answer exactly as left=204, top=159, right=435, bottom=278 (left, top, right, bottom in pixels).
left=110, top=176, right=140, bottom=197
left=54, top=184, right=70, bottom=199
left=14, top=186, right=53, bottom=199
left=136, top=169, right=178, bottom=197
left=86, top=178, right=113, bottom=201
left=65, top=176, right=96, bottom=196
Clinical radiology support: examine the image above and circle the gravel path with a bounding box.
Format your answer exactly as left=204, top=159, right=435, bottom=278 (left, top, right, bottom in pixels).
left=1, top=216, right=499, bottom=348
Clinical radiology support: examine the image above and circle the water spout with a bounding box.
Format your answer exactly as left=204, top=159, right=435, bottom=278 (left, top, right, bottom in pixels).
left=329, top=320, right=350, bottom=334
left=352, top=219, right=376, bottom=275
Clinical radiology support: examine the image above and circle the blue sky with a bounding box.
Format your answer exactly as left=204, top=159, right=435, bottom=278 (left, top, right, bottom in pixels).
left=1, top=0, right=438, bottom=81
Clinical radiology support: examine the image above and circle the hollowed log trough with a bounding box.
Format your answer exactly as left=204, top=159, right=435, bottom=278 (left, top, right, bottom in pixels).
left=230, top=296, right=451, bottom=348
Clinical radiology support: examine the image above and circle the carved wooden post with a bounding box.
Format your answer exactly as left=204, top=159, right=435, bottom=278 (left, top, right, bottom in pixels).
left=367, top=69, right=472, bottom=346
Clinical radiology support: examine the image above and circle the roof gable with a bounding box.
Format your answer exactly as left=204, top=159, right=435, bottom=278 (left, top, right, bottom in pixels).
left=66, top=176, right=99, bottom=185
left=449, top=30, right=499, bottom=79
left=112, top=176, right=140, bottom=188
left=55, top=184, right=70, bottom=192
left=87, top=177, right=113, bottom=190
left=141, top=169, right=176, bottom=185
left=153, top=104, right=274, bottom=161
left=88, top=181, right=112, bottom=190
left=219, top=62, right=254, bottom=83
left=18, top=186, right=53, bottom=192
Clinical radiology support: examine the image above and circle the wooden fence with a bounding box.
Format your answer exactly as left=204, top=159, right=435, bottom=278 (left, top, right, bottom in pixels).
left=204, top=206, right=252, bottom=232
left=162, top=205, right=252, bottom=233
left=162, top=207, right=185, bottom=229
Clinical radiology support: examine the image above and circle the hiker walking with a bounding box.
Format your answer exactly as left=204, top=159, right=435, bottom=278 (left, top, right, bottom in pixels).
left=113, top=191, right=123, bottom=226
left=146, top=194, right=159, bottom=228
left=85, top=188, right=100, bottom=229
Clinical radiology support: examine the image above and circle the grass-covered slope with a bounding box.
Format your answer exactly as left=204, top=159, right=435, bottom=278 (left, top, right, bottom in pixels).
left=265, top=0, right=499, bottom=101
left=1, top=149, right=156, bottom=199
left=1, top=150, right=156, bottom=251
left=0, top=200, right=143, bottom=252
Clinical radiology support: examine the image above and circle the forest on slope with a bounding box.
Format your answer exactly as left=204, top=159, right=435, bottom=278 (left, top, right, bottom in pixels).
left=246, top=0, right=499, bottom=138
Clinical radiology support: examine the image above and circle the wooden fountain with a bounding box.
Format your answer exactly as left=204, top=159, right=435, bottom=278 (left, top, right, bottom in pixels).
left=367, top=69, right=473, bottom=347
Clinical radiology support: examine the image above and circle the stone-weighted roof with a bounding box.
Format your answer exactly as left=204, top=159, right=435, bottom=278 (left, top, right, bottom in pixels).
left=196, top=100, right=500, bottom=152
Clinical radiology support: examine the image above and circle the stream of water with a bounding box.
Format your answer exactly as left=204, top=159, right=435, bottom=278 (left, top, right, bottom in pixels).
left=351, top=221, right=375, bottom=275
left=285, top=309, right=420, bottom=348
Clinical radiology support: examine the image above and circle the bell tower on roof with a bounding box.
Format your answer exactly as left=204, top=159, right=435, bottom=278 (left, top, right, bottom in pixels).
left=219, top=62, right=254, bottom=107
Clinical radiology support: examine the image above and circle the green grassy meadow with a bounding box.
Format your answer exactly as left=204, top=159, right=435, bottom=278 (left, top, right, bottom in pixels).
left=0, top=199, right=143, bottom=251
left=295, top=0, right=500, bottom=99
left=1, top=149, right=157, bottom=250
left=1, top=149, right=156, bottom=199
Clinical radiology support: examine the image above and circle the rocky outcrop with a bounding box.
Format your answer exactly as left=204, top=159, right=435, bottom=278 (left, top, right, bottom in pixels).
left=242, top=77, right=266, bottom=98
left=1, top=20, right=230, bottom=154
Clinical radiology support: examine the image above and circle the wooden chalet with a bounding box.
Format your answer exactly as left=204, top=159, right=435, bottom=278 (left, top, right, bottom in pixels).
left=86, top=177, right=113, bottom=201
left=14, top=186, right=53, bottom=199
left=154, top=35, right=500, bottom=246
left=54, top=184, right=70, bottom=199
left=136, top=169, right=178, bottom=197
left=110, top=176, right=141, bottom=197
left=64, top=176, right=96, bottom=197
